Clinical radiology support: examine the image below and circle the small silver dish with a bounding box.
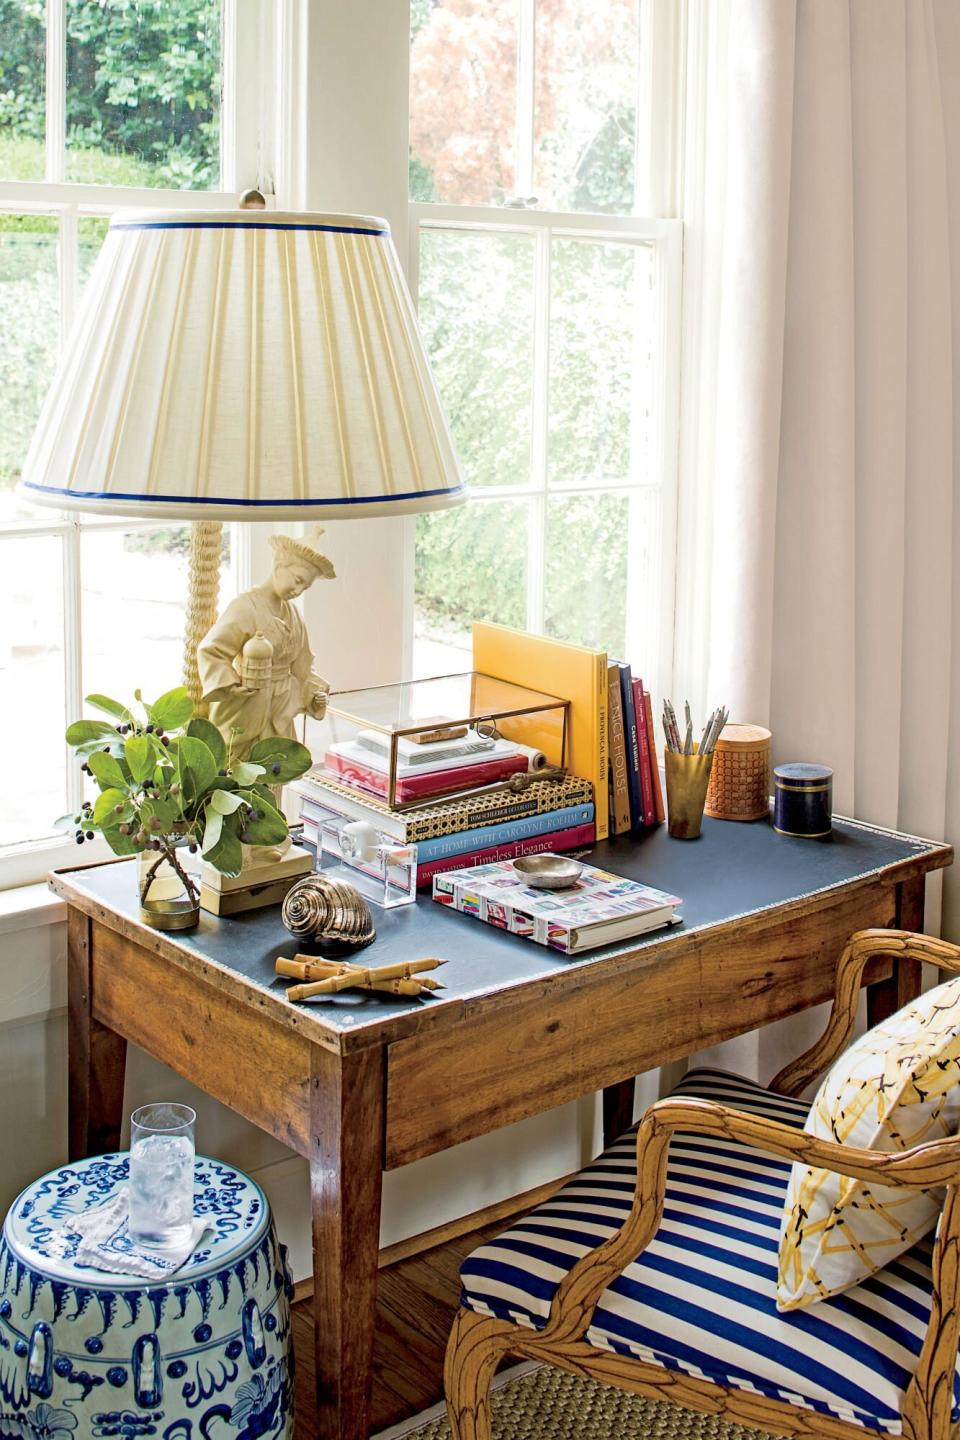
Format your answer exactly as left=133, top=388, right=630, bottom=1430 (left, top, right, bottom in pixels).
left=513, top=854, right=583, bottom=890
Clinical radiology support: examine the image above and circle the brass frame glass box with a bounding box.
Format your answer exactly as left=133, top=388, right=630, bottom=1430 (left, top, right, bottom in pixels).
left=305, top=673, right=570, bottom=812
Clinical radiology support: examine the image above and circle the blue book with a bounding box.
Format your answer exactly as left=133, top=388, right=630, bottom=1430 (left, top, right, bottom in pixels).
left=415, top=803, right=596, bottom=865
left=616, top=662, right=644, bottom=831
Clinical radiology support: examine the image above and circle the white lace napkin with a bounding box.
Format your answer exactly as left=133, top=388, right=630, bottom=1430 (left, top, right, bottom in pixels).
left=68, top=1189, right=212, bottom=1279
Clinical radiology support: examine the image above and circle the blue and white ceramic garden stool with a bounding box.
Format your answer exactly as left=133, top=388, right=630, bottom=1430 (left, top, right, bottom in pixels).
left=0, top=1153, right=294, bottom=1440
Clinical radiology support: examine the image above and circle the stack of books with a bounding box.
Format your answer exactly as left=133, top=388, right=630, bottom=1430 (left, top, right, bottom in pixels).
left=607, top=662, right=665, bottom=834
left=295, top=770, right=596, bottom=888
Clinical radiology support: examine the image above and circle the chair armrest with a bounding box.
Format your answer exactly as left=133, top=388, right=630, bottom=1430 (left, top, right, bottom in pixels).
left=542, top=1093, right=960, bottom=1346
left=769, top=929, right=960, bottom=1097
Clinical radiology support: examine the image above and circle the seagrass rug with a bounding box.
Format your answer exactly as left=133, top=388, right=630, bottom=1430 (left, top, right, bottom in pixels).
left=373, top=1363, right=784, bottom=1440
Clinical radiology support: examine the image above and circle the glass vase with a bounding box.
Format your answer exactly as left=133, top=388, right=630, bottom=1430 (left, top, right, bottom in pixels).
left=138, top=838, right=201, bottom=931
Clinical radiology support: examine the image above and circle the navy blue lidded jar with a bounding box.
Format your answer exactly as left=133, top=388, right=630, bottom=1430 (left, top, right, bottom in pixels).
left=773, top=763, right=833, bottom=838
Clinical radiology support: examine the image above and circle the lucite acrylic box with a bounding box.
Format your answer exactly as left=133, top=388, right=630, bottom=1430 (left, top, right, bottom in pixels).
left=318, top=818, right=417, bottom=908
left=305, top=673, right=570, bottom=812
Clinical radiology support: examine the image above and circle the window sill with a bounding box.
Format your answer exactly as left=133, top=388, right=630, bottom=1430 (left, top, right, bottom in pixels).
left=0, top=883, right=66, bottom=937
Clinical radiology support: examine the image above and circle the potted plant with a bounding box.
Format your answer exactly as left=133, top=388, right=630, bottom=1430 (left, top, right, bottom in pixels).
left=58, top=687, right=312, bottom=930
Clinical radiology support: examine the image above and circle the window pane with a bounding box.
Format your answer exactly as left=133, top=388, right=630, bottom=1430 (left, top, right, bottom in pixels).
left=81, top=525, right=232, bottom=702
left=410, top=0, right=519, bottom=205
left=0, top=214, right=59, bottom=518
left=65, top=0, right=222, bottom=188
left=544, top=488, right=662, bottom=676
left=534, top=0, right=640, bottom=213
left=544, top=492, right=629, bottom=657
left=548, top=237, right=654, bottom=486
left=0, top=0, right=46, bottom=181
left=0, top=535, right=66, bottom=847
left=418, top=228, right=535, bottom=487
left=414, top=500, right=528, bottom=675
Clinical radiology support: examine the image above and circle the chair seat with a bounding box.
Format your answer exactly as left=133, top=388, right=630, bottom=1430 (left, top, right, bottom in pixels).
left=460, top=1068, right=958, bottom=1435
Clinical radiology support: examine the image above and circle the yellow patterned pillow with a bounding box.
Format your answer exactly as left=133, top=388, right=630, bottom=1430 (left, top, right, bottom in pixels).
left=777, top=976, right=960, bottom=1311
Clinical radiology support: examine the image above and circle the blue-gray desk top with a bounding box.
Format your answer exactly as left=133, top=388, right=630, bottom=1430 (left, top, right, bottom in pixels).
left=54, top=815, right=950, bottom=1049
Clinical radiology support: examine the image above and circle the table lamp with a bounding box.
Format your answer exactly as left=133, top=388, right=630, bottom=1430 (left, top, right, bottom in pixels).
left=17, top=191, right=466, bottom=701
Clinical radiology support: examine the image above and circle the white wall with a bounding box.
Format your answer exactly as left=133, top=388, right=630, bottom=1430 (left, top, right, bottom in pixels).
left=0, top=903, right=607, bottom=1282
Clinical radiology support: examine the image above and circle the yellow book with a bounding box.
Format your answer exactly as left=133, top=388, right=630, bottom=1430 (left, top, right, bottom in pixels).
left=472, top=623, right=609, bottom=840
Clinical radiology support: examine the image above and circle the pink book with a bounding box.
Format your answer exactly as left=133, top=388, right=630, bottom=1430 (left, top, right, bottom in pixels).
left=415, top=823, right=596, bottom=887
left=632, top=678, right=655, bottom=828
left=323, top=750, right=528, bottom=803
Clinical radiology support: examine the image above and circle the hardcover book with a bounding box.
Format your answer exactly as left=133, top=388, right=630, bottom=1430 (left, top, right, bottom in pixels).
left=294, top=771, right=595, bottom=843
left=433, top=860, right=682, bottom=954
left=607, top=662, right=631, bottom=835
left=616, top=662, right=643, bottom=830
left=472, top=623, right=609, bottom=841
left=643, top=688, right=665, bottom=824
left=323, top=746, right=528, bottom=802
left=416, top=823, right=596, bottom=887
left=633, top=677, right=655, bottom=828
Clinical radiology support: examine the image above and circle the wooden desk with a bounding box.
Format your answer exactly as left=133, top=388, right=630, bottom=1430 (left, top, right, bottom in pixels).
left=52, top=816, right=951, bottom=1440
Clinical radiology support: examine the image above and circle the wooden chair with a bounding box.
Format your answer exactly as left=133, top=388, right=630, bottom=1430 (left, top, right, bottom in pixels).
left=444, top=930, right=960, bottom=1440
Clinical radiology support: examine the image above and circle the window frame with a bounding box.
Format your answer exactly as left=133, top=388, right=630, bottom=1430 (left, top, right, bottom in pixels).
left=406, top=206, right=683, bottom=699
left=0, top=0, right=274, bottom=888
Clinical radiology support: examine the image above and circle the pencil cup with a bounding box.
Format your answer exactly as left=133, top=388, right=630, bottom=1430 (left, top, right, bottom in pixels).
left=664, top=748, right=714, bottom=840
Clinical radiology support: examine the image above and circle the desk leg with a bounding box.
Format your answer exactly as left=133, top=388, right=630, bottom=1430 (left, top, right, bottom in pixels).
left=68, top=911, right=127, bottom=1160
left=602, top=1079, right=636, bottom=1147
left=867, top=876, right=926, bottom=1027
left=310, top=1043, right=385, bottom=1440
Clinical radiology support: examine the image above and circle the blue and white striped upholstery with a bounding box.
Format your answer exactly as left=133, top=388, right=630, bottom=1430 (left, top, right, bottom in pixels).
left=460, top=1068, right=957, bottom=1435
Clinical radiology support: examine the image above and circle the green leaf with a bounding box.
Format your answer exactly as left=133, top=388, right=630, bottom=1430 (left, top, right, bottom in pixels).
left=139, top=795, right=182, bottom=833
left=84, top=693, right=133, bottom=724
left=248, top=737, right=312, bottom=784
left=209, top=788, right=245, bottom=815
left=66, top=719, right=118, bottom=748
left=124, top=734, right=155, bottom=784
left=186, top=716, right=226, bottom=769
left=92, top=787, right=129, bottom=827
left=201, top=809, right=223, bottom=854
left=231, top=760, right=266, bottom=787
left=202, top=817, right=243, bottom=876
left=177, top=735, right=218, bottom=803
left=86, top=750, right=128, bottom=790
left=148, top=686, right=194, bottom=731
left=101, top=824, right=140, bottom=857
left=236, top=791, right=289, bottom=846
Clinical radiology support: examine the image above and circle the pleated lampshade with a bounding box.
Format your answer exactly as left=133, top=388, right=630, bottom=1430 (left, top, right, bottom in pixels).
left=18, top=208, right=465, bottom=520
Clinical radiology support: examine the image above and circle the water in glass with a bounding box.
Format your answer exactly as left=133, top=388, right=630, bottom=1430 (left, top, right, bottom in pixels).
left=128, top=1103, right=196, bottom=1249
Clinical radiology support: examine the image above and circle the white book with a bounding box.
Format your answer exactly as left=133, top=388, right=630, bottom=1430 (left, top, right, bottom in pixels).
left=355, top=727, right=497, bottom=767
left=328, top=737, right=522, bottom=778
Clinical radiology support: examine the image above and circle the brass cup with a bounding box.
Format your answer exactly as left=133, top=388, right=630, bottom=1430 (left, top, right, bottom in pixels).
left=664, top=748, right=714, bottom=840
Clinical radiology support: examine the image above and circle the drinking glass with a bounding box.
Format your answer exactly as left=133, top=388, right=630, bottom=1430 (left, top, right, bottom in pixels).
left=128, top=1103, right=196, bottom=1249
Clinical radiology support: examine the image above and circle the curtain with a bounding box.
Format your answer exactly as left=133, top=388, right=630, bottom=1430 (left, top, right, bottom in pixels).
left=681, top=0, right=960, bottom=1084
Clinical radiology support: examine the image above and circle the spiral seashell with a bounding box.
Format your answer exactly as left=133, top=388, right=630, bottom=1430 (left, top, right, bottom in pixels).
left=281, top=874, right=376, bottom=950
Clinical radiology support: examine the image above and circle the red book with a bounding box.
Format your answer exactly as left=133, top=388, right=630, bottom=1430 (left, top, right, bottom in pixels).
left=323, top=750, right=528, bottom=803
left=632, top=678, right=655, bottom=828
left=415, top=823, right=596, bottom=887
left=643, top=688, right=665, bottom=824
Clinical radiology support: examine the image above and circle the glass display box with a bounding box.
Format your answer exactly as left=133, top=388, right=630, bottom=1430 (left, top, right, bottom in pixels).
left=304, top=673, right=570, bottom=812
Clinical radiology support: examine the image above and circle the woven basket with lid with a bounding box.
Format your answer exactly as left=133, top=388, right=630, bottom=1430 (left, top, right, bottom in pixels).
left=704, top=723, right=771, bottom=821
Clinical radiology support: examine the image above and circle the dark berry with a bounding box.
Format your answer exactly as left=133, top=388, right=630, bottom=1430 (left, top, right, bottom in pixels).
left=150, top=817, right=162, bottom=831
left=218, top=769, right=227, bottom=777
left=145, top=725, right=154, bottom=733
left=114, top=804, right=124, bottom=815
left=86, top=831, right=94, bottom=840
left=239, top=830, right=252, bottom=843
left=119, top=824, right=130, bottom=836
left=76, top=835, right=84, bottom=845
left=271, top=763, right=281, bottom=775
left=188, top=843, right=198, bottom=854
left=81, top=764, right=90, bottom=775
left=161, top=736, right=170, bottom=746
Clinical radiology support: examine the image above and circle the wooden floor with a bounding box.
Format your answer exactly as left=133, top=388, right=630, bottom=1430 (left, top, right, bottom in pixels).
left=291, top=1217, right=509, bottom=1438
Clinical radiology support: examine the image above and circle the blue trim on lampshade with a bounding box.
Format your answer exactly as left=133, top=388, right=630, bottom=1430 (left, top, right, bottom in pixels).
left=110, top=220, right=390, bottom=237
left=20, top=480, right=465, bottom=507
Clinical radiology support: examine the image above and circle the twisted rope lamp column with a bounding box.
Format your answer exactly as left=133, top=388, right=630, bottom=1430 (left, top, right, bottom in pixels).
left=183, top=520, right=224, bottom=709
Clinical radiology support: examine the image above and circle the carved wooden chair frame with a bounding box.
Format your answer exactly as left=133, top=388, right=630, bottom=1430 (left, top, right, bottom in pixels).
left=444, top=930, right=960, bottom=1440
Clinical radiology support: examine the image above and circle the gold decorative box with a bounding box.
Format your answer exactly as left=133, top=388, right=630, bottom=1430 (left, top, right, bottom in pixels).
left=704, top=723, right=771, bottom=822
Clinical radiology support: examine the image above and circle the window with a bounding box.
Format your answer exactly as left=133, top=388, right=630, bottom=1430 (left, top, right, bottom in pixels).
left=0, top=0, right=270, bottom=883
left=408, top=0, right=682, bottom=697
